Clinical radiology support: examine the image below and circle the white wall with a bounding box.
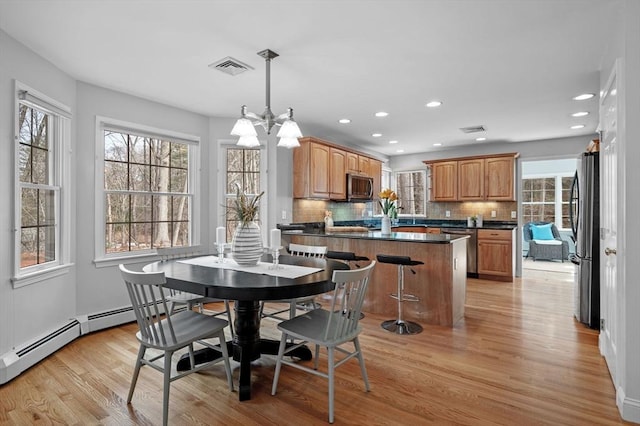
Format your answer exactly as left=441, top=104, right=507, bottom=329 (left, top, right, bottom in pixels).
left=0, top=30, right=78, bottom=355
left=75, top=82, right=211, bottom=315
left=600, top=0, right=640, bottom=420
left=389, top=135, right=591, bottom=171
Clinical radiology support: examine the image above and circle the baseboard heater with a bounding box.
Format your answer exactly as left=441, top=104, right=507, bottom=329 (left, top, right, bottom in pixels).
left=0, top=305, right=135, bottom=385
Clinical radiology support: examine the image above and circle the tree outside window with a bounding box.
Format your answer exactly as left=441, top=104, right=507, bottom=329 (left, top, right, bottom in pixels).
left=394, top=170, right=426, bottom=217
left=224, top=148, right=261, bottom=240
left=103, top=131, right=191, bottom=253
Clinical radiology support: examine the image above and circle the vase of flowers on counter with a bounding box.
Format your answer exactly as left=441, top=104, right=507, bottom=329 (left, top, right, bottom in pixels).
left=379, top=188, right=398, bottom=235
left=230, top=185, right=265, bottom=266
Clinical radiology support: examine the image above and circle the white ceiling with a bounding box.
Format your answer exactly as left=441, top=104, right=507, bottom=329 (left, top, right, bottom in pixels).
left=0, top=0, right=616, bottom=156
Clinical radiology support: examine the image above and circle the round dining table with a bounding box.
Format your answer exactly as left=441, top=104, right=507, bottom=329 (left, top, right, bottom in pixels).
left=143, top=253, right=349, bottom=401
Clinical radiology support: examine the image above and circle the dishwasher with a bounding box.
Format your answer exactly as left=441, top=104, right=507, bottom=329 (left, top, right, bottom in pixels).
left=441, top=228, right=477, bottom=276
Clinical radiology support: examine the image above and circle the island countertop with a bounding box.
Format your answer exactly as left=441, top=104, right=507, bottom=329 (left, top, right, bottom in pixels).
left=282, top=229, right=470, bottom=243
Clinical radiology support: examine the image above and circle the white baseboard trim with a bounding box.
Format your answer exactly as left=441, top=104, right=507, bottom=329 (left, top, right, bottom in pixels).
left=0, top=305, right=135, bottom=385
left=617, top=386, right=640, bottom=423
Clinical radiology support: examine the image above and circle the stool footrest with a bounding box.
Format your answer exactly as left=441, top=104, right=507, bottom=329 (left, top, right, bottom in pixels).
left=390, top=293, right=420, bottom=302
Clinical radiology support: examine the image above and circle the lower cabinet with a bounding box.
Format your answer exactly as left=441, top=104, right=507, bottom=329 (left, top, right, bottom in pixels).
left=477, top=229, right=515, bottom=281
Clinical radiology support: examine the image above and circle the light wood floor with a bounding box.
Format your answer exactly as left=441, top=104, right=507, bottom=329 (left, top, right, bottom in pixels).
left=0, top=270, right=631, bottom=425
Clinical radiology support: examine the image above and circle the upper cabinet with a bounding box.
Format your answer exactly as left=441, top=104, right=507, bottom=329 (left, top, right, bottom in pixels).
left=431, top=161, right=458, bottom=201
left=294, top=137, right=382, bottom=200
left=425, top=153, right=518, bottom=201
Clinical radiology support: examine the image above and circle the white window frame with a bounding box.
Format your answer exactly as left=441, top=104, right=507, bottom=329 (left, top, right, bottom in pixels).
left=94, top=116, right=201, bottom=267
left=392, top=169, right=427, bottom=218
left=522, top=173, right=574, bottom=230
left=12, top=81, right=73, bottom=288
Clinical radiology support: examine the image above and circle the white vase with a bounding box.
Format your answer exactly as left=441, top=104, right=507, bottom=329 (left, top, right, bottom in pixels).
left=381, top=214, right=392, bottom=235
left=232, top=222, right=264, bottom=266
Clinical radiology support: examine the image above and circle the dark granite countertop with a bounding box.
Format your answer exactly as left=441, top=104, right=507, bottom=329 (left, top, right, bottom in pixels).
left=279, top=220, right=517, bottom=233
left=280, top=228, right=470, bottom=244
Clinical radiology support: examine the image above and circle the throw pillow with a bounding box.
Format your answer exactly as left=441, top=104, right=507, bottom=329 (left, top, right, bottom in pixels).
left=531, top=223, right=555, bottom=240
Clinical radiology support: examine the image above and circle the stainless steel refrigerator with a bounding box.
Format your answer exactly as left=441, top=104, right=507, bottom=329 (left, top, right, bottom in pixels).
left=569, top=151, right=600, bottom=329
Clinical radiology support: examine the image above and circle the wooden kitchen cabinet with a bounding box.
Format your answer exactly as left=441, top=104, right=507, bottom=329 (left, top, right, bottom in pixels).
left=346, top=152, right=359, bottom=173
left=425, top=153, right=517, bottom=201
left=294, top=136, right=381, bottom=200
left=485, top=156, right=515, bottom=200
left=329, top=147, right=347, bottom=199
left=458, top=158, right=485, bottom=200
left=430, top=161, right=458, bottom=201
left=369, top=158, right=382, bottom=197
left=477, top=228, right=515, bottom=281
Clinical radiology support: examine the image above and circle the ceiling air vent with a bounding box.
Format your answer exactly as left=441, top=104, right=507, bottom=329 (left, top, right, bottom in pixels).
left=209, top=56, right=254, bottom=76
left=459, top=125, right=487, bottom=134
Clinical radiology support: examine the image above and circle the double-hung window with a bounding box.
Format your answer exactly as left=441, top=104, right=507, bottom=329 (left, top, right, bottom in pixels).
left=223, top=147, right=263, bottom=240
left=14, top=83, right=71, bottom=286
left=96, top=118, right=199, bottom=263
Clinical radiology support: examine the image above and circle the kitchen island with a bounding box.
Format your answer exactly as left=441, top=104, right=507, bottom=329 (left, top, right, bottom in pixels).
left=282, top=230, right=468, bottom=327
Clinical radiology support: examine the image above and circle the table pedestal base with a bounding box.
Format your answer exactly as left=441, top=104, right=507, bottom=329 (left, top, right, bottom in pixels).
left=176, top=300, right=312, bottom=401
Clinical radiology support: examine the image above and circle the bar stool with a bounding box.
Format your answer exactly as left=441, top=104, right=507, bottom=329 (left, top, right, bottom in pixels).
left=325, top=250, right=369, bottom=268
left=326, top=251, right=370, bottom=319
left=376, top=254, right=424, bottom=335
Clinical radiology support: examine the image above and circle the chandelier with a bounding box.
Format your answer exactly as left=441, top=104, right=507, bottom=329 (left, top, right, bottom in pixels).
left=230, top=49, right=302, bottom=148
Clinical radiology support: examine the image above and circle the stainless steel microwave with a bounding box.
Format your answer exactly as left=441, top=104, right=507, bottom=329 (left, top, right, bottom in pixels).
left=347, top=174, right=374, bottom=200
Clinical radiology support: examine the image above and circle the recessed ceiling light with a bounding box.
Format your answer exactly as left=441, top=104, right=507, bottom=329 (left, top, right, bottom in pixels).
left=433, top=143, right=442, bottom=147
left=475, top=137, right=487, bottom=141
left=571, top=124, right=585, bottom=129
left=571, top=111, right=589, bottom=117
left=573, top=93, right=595, bottom=101
left=372, top=133, right=382, bottom=137
left=389, top=140, right=398, bottom=144
left=396, top=149, right=404, bottom=153
left=375, top=111, right=389, bottom=117
left=338, top=118, right=351, bottom=124
left=425, top=101, right=442, bottom=108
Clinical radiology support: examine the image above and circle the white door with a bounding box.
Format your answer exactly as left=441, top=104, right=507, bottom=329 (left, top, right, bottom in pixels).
left=599, top=61, right=619, bottom=381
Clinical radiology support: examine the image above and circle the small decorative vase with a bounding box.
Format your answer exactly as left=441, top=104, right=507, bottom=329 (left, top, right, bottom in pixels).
left=381, top=214, right=392, bottom=235
left=232, top=222, right=264, bottom=266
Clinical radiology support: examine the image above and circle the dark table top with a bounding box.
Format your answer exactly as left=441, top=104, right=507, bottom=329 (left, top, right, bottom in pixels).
left=143, top=254, right=349, bottom=301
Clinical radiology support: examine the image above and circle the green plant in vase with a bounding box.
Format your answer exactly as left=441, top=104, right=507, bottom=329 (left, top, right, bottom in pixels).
left=230, top=185, right=265, bottom=266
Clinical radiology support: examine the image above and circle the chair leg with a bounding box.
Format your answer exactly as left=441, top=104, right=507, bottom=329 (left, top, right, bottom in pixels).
left=271, top=334, right=288, bottom=395
left=217, top=330, right=234, bottom=391
left=314, top=344, right=320, bottom=370
left=354, top=337, right=370, bottom=391
left=224, top=300, right=235, bottom=339
left=328, top=346, right=335, bottom=424
left=162, top=350, right=173, bottom=426
left=127, top=345, right=146, bottom=403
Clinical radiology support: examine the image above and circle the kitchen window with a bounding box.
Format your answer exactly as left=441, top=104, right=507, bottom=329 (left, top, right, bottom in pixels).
left=394, top=170, right=426, bottom=217
left=13, top=83, right=72, bottom=287
left=95, top=117, right=200, bottom=264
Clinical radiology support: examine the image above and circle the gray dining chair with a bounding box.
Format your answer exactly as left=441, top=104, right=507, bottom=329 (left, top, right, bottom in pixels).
left=157, top=246, right=234, bottom=338
left=271, top=261, right=376, bottom=424
left=260, top=243, right=327, bottom=321
left=119, top=264, right=233, bottom=426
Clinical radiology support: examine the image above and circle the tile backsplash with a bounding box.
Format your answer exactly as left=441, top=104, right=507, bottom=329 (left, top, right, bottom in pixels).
left=292, top=199, right=517, bottom=223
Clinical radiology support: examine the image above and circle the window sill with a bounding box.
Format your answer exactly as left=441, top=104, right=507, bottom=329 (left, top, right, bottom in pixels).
left=12, top=263, right=74, bottom=289
left=93, top=252, right=160, bottom=268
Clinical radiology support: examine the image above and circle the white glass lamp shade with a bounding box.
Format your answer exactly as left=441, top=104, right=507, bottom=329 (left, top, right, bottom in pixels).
left=231, top=118, right=257, bottom=137
left=237, top=135, right=261, bottom=147
left=277, top=137, right=300, bottom=148
left=276, top=119, right=302, bottom=138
